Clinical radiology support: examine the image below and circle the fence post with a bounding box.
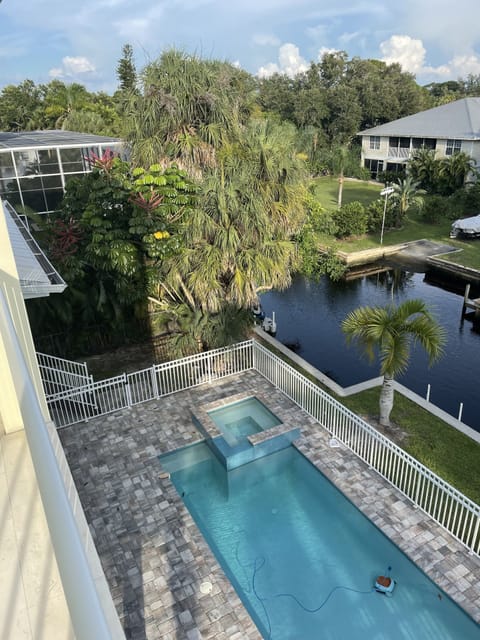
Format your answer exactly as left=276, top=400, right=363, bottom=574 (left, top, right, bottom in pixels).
left=125, top=374, right=133, bottom=407
left=151, top=365, right=159, bottom=399
left=207, top=353, right=212, bottom=384
left=426, top=384, right=431, bottom=403
left=458, top=402, right=464, bottom=422
left=470, top=517, right=480, bottom=555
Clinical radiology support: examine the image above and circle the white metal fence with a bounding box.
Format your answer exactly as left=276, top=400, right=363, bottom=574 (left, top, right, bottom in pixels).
left=253, top=341, right=480, bottom=556
left=46, top=340, right=253, bottom=427
left=37, top=352, right=93, bottom=398
left=45, top=338, right=480, bottom=556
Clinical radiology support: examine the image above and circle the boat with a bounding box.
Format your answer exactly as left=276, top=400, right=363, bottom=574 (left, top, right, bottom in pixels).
left=450, top=214, right=480, bottom=239
left=262, top=311, right=277, bottom=336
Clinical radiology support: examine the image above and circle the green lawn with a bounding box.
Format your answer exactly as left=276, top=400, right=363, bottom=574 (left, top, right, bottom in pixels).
left=312, top=176, right=382, bottom=208
left=342, top=389, right=480, bottom=505
left=311, top=177, right=480, bottom=270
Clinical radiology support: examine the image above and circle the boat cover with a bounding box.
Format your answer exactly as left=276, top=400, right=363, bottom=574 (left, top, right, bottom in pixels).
left=450, top=214, right=480, bottom=236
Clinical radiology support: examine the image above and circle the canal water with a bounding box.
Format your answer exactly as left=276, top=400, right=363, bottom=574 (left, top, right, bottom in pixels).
left=261, top=268, right=480, bottom=433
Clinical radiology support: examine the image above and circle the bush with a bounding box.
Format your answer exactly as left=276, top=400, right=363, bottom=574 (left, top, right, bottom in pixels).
left=306, top=195, right=337, bottom=235
left=365, top=198, right=396, bottom=232
left=421, top=195, right=452, bottom=224
left=448, top=183, right=480, bottom=217
left=297, top=196, right=338, bottom=278
left=333, top=201, right=368, bottom=238
left=318, top=248, right=347, bottom=281
left=378, top=170, right=406, bottom=185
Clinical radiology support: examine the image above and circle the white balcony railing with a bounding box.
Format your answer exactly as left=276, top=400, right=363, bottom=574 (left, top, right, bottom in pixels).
left=388, top=147, right=412, bottom=159
left=44, top=339, right=480, bottom=557
left=0, top=291, right=126, bottom=640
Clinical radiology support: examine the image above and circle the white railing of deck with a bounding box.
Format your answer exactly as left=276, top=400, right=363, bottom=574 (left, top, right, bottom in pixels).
left=37, top=351, right=93, bottom=398
left=253, top=340, right=480, bottom=556
left=47, top=338, right=479, bottom=556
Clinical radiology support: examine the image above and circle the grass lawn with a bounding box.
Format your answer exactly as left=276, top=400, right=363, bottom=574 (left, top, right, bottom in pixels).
left=256, top=335, right=480, bottom=505
left=342, top=388, right=480, bottom=505
left=311, top=177, right=480, bottom=270
left=312, top=176, right=382, bottom=209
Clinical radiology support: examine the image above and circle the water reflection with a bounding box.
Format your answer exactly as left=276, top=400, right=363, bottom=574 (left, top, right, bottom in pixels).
left=261, top=269, right=480, bottom=432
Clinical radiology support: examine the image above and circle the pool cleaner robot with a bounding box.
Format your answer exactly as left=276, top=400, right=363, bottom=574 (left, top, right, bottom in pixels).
left=374, top=574, right=396, bottom=596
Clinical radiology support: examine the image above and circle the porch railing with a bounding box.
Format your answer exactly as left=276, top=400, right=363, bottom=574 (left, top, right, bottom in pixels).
left=388, top=147, right=411, bottom=159
left=46, top=338, right=480, bottom=556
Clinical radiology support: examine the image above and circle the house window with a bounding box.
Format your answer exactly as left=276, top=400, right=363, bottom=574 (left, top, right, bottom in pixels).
left=445, top=139, right=462, bottom=155
left=388, top=137, right=411, bottom=149
left=369, top=136, right=380, bottom=150
left=365, top=158, right=382, bottom=179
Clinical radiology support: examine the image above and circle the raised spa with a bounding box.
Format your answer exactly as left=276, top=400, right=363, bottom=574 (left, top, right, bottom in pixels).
left=191, top=394, right=300, bottom=470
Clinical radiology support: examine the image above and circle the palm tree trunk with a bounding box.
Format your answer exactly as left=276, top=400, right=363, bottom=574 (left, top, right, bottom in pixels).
left=337, top=170, right=344, bottom=209
left=379, top=374, right=395, bottom=426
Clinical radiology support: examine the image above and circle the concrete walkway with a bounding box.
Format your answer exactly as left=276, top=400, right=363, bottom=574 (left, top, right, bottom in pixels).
left=59, top=371, right=480, bottom=639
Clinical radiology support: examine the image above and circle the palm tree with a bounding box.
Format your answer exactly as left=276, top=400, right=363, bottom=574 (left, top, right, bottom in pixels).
left=331, top=144, right=349, bottom=209
left=156, top=119, right=307, bottom=316
left=408, top=148, right=439, bottom=192
left=390, top=176, right=425, bottom=227
left=122, top=50, right=256, bottom=173
left=439, top=152, right=477, bottom=194
left=342, top=299, right=445, bottom=428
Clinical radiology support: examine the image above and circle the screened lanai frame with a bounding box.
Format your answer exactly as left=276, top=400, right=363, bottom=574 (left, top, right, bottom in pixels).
left=0, top=131, right=124, bottom=215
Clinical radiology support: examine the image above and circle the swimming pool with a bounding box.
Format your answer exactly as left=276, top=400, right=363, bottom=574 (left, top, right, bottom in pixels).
left=159, top=443, right=479, bottom=640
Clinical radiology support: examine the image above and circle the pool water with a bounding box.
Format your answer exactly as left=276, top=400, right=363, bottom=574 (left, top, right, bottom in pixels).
left=160, top=444, right=479, bottom=640
left=208, top=397, right=281, bottom=447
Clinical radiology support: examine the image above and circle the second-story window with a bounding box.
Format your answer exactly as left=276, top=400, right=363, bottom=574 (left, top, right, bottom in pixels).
left=446, top=139, right=462, bottom=155
left=369, top=136, right=381, bottom=150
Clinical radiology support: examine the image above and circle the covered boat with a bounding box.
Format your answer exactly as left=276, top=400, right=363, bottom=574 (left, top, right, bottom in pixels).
left=450, top=214, right=480, bottom=238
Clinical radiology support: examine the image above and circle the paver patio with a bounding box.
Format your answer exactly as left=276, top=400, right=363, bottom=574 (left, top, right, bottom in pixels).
left=59, top=370, right=480, bottom=639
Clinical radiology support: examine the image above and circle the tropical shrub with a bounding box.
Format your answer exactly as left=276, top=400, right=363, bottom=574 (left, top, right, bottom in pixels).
left=448, top=183, right=480, bottom=217
left=317, top=248, right=347, bottom=281
left=333, top=201, right=368, bottom=237
left=365, top=198, right=396, bottom=232
left=377, top=169, right=406, bottom=185
left=421, top=195, right=452, bottom=224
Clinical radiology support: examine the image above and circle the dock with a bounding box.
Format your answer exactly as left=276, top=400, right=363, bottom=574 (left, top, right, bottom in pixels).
left=462, top=283, right=480, bottom=316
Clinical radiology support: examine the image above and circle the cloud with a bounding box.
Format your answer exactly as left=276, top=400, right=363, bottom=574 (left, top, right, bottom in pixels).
left=257, top=43, right=308, bottom=78
left=380, top=35, right=426, bottom=74
left=317, top=46, right=339, bottom=61
left=435, top=54, right=480, bottom=78
left=49, top=55, right=96, bottom=79
left=380, top=34, right=480, bottom=81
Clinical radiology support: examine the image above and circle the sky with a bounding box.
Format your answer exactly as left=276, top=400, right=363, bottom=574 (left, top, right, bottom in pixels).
left=1, top=0, right=480, bottom=92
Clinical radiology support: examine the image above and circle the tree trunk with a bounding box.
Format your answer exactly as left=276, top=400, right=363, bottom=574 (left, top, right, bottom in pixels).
left=379, top=374, right=395, bottom=427
left=337, top=170, right=344, bottom=209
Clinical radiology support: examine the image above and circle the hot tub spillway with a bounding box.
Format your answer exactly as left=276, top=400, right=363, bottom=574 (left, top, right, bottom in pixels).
left=191, top=395, right=301, bottom=471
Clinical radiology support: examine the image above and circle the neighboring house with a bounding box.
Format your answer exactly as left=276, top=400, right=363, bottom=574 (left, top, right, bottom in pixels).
left=358, top=97, right=480, bottom=179
left=0, top=130, right=123, bottom=215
